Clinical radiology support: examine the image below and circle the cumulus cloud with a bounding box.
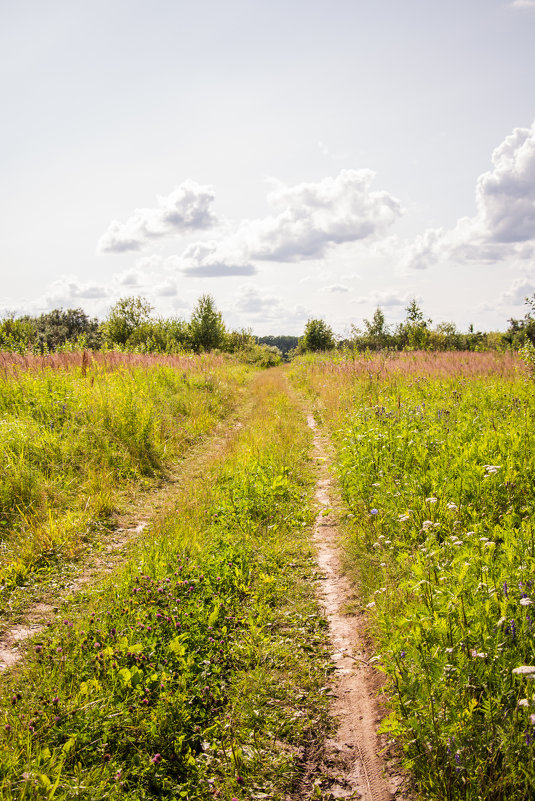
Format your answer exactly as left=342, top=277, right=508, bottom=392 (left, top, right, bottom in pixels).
left=244, top=169, right=402, bottom=262
left=175, top=169, right=402, bottom=276
left=45, top=278, right=109, bottom=304
left=155, top=279, right=179, bottom=297
left=402, top=121, right=535, bottom=270
left=499, top=275, right=535, bottom=305
left=235, top=286, right=282, bottom=315
left=232, top=286, right=310, bottom=331
left=353, top=289, right=412, bottom=307
left=324, top=283, right=350, bottom=293
left=179, top=241, right=257, bottom=277
left=98, top=180, right=218, bottom=254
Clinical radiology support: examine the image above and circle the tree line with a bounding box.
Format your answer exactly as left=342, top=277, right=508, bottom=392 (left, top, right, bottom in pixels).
left=1, top=293, right=534, bottom=358
left=0, top=295, right=281, bottom=365
left=298, top=296, right=535, bottom=354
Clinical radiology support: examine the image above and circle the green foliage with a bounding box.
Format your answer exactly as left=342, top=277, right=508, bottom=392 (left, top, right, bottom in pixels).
left=297, top=318, right=336, bottom=353
left=34, top=308, right=102, bottom=351
left=102, top=297, right=155, bottom=348
left=504, top=292, right=535, bottom=349
left=325, top=371, right=535, bottom=799
left=346, top=303, right=504, bottom=353
left=0, top=357, right=244, bottom=600
left=0, top=372, right=330, bottom=800
left=0, top=317, right=35, bottom=353
left=189, top=294, right=226, bottom=352
left=256, top=335, right=299, bottom=358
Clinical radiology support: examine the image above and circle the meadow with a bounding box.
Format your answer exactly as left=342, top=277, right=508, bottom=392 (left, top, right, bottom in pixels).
left=292, top=350, right=535, bottom=800
left=0, top=351, right=246, bottom=608
left=2, top=347, right=535, bottom=800
left=0, top=361, right=331, bottom=799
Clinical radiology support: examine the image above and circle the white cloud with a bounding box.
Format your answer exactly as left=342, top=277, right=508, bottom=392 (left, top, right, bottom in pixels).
left=324, top=283, right=350, bottom=293
left=232, top=286, right=310, bottom=331
left=235, top=286, right=282, bottom=315
left=155, top=279, right=179, bottom=297
left=499, top=275, right=535, bottom=305
left=245, top=169, right=402, bottom=262
left=353, top=289, right=412, bottom=307
left=98, top=180, right=218, bottom=253
left=175, top=169, right=402, bottom=276
left=402, top=120, right=535, bottom=270
left=45, top=278, right=109, bottom=305
left=178, top=241, right=257, bottom=277
left=509, top=0, right=535, bottom=8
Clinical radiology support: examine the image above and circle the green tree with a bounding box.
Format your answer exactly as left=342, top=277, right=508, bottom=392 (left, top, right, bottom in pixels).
left=297, top=318, right=336, bottom=353
left=397, top=299, right=431, bottom=350
left=103, top=296, right=154, bottom=348
left=361, top=307, right=392, bottom=350
left=189, top=294, right=226, bottom=352
left=31, top=308, right=101, bottom=351
left=0, top=316, right=35, bottom=353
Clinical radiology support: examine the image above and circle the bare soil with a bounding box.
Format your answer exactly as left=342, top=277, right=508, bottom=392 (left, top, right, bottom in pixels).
left=306, top=413, right=412, bottom=801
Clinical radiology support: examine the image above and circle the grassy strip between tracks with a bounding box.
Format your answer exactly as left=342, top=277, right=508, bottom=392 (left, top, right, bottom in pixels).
left=292, top=352, right=535, bottom=801
left=0, top=354, right=247, bottom=606
left=0, top=369, right=331, bottom=800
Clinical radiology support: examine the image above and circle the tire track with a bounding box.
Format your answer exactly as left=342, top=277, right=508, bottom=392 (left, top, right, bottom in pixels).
left=307, top=413, right=408, bottom=801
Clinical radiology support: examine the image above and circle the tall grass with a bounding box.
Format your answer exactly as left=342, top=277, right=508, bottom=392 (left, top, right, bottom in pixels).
left=0, top=369, right=330, bottom=800
left=292, top=353, right=535, bottom=800
left=0, top=353, right=248, bottom=600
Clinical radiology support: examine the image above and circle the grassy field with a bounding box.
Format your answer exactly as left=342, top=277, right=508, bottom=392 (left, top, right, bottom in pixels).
left=3, top=348, right=535, bottom=800
left=292, top=350, right=535, bottom=800
left=0, top=364, right=331, bottom=799
left=0, top=352, right=248, bottom=607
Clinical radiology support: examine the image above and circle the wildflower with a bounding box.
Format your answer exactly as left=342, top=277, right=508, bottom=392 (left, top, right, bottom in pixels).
left=512, top=666, right=535, bottom=676
left=521, top=598, right=533, bottom=606
left=370, top=508, right=379, bottom=516
left=398, top=514, right=410, bottom=522
left=518, top=699, right=530, bottom=707
left=446, top=502, right=458, bottom=511
left=426, top=497, right=438, bottom=503
left=422, top=520, right=433, bottom=530
left=150, top=753, right=162, bottom=764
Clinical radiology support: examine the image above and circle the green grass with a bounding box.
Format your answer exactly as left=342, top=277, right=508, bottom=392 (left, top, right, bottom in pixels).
left=0, top=369, right=331, bottom=799
left=0, top=356, right=247, bottom=604
left=294, top=354, right=535, bottom=800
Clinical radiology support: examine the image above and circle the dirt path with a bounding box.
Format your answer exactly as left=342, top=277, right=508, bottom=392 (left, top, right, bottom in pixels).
left=0, top=411, right=247, bottom=672
left=307, top=413, right=409, bottom=801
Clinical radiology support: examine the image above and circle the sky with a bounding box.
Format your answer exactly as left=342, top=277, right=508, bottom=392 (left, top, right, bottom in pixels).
left=1, top=0, right=535, bottom=337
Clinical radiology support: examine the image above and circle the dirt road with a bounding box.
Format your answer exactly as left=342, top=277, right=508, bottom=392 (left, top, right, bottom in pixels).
left=307, top=413, right=409, bottom=801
